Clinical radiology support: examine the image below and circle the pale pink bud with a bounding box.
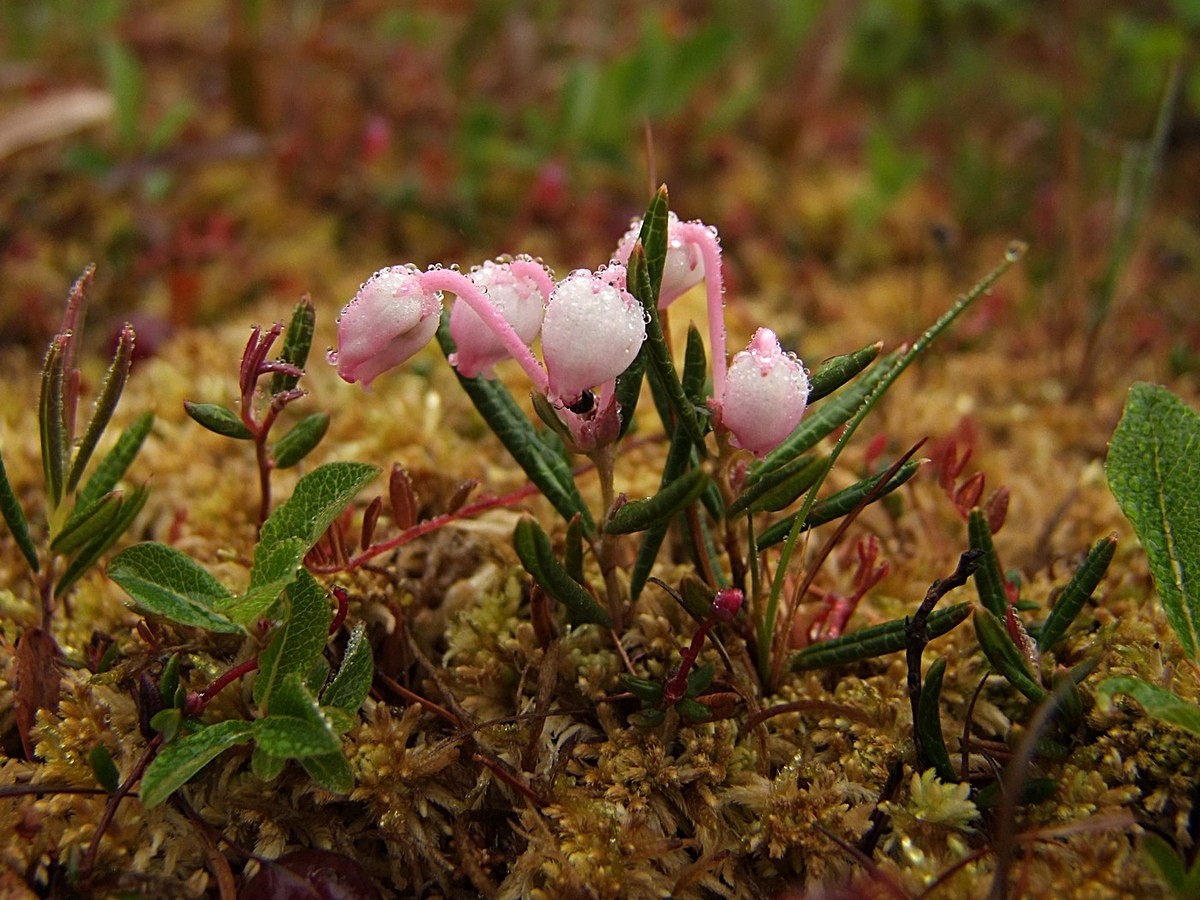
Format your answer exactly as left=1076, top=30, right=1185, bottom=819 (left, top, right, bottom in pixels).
left=716, top=328, right=809, bottom=457
left=541, top=266, right=646, bottom=405
left=614, top=211, right=705, bottom=308
left=331, top=265, right=441, bottom=385
left=448, top=258, right=551, bottom=378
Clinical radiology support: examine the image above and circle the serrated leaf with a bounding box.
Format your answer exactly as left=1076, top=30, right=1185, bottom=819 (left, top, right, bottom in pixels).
left=90, top=745, right=120, bottom=793
left=300, top=751, right=353, bottom=793
left=51, top=491, right=121, bottom=556
left=109, top=541, right=243, bottom=633
left=254, top=673, right=340, bottom=758
left=220, top=536, right=307, bottom=626
left=184, top=402, right=253, bottom=440
left=55, top=483, right=148, bottom=597
left=513, top=517, right=611, bottom=628
left=1097, top=676, right=1200, bottom=737
left=253, top=569, right=332, bottom=708
left=322, top=622, right=374, bottom=712
left=1038, top=533, right=1117, bottom=651
left=605, top=468, right=708, bottom=534
left=258, top=461, right=379, bottom=552
left=0, top=448, right=39, bottom=572
left=272, top=412, right=330, bottom=469
left=269, top=296, right=315, bottom=396
left=789, top=603, right=971, bottom=672
left=1107, top=383, right=1200, bottom=660
left=66, top=323, right=134, bottom=494
left=139, top=720, right=254, bottom=808
left=251, top=745, right=286, bottom=782
left=75, top=411, right=154, bottom=512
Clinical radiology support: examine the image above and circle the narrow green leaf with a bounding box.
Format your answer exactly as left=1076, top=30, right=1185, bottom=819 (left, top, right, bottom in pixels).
left=253, top=570, right=332, bottom=708
left=917, top=658, right=956, bottom=782
left=639, top=185, right=670, bottom=305
left=631, top=708, right=666, bottom=728
left=258, top=461, right=379, bottom=552
left=1038, top=534, right=1118, bottom=651
left=149, top=708, right=183, bottom=742
left=271, top=412, right=330, bottom=469
left=251, top=745, right=286, bottom=782
left=789, top=602, right=971, bottom=672
left=322, top=622, right=374, bottom=713
left=513, top=517, right=611, bottom=628
left=184, top=402, right=253, bottom=440
left=300, top=751, right=353, bottom=793
left=728, top=454, right=823, bottom=517
left=108, top=541, right=243, bottom=633
left=605, top=468, right=708, bottom=534
left=757, top=459, right=921, bottom=548
left=1140, top=833, right=1200, bottom=897
left=1107, top=383, right=1200, bottom=660
left=50, top=491, right=121, bottom=556
left=614, top=245, right=650, bottom=439
left=806, top=342, right=884, bottom=404
left=563, top=515, right=585, bottom=585
left=967, top=508, right=1009, bottom=618
left=686, top=661, right=716, bottom=697
left=66, top=323, right=134, bottom=494
left=675, top=698, right=711, bottom=722
left=220, top=536, right=307, bottom=626
left=56, top=483, right=148, bottom=597
left=620, top=674, right=664, bottom=705
left=974, top=777, right=1058, bottom=809
left=630, top=423, right=699, bottom=600
left=1097, top=676, right=1200, bottom=737
left=160, top=654, right=182, bottom=706
left=139, top=720, right=254, bottom=808
left=681, top=323, right=708, bottom=405
left=40, top=337, right=68, bottom=507
left=75, top=411, right=154, bottom=511
left=973, top=609, right=1047, bottom=702
left=90, top=745, right=120, bottom=793
left=269, top=295, right=315, bottom=396
left=254, top=673, right=340, bottom=758
left=0, top=448, right=39, bottom=572
left=636, top=274, right=703, bottom=444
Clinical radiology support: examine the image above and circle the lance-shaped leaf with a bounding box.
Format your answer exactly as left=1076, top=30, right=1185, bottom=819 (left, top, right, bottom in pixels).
left=437, top=315, right=594, bottom=532
left=620, top=674, right=665, bottom=706
left=916, top=657, right=956, bottom=782
left=513, top=517, right=611, bottom=628
left=258, top=461, right=379, bottom=551
left=108, top=541, right=244, bottom=633
left=271, top=412, right=330, bottom=469
left=90, top=745, right=120, bottom=793
left=184, top=402, right=253, bottom=440
left=0, top=449, right=39, bottom=572
left=563, top=515, right=585, bottom=586
left=789, top=602, right=971, bottom=672
left=40, top=336, right=68, bottom=507
left=967, top=507, right=1009, bottom=618
left=630, top=420, right=698, bottom=600
left=1097, top=676, right=1200, bottom=737
left=1038, top=533, right=1118, bottom=651
left=613, top=246, right=651, bottom=438
left=139, top=720, right=254, bottom=808
left=55, top=483, right=148, bottom=597
left=66, top=323, right=135, bottom=494
left=676, top=698, right=712, bottom=722
left=729, top=454, right=824, bottom=517
left=639, top=185, right=670, bottom=306
left=605, top=468, right=708, bottom=534
left=253, top=570, right=332, bottom=708
left=321, top=622, right=373, bottom=714
left=1141, top=833, right=1200, bottom=899
left=757, top=459, right=922, bottom=548
left=50, top=491, right=122, bottom=556
left=75, top=411, right=154, bottom=511
left=807, top=342, right=885, bottom=404
left=220, top=536, right=307, bottom=626
left=973, top=608, right=1047, bottom=702
left=269, top=295, right=315, bottom=396
left=254, top=673, right=341, bottom=758
left=1107, top=383, right=1200, bottom=660
left=300, top=751, right=354, bottom=794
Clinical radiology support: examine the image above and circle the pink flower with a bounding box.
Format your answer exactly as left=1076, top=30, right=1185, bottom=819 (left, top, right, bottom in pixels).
left=331, top=266, right=441, bottom=386
left=447, top=257, right=553, bottom=378
left=541, top=267, right=646, bottom=406
left=715, top=328, right=809, bottom=457
left=614, top=211, right=705, bottom=308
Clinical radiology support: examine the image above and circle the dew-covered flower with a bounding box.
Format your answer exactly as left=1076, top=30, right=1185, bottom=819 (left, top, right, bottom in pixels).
left=331, top=265, right=441, bottom=386
left=715, top=328, right=809, bottom=457
left=448, top=257, right=553, bottom=378
left=614, top=211, right=706, bottom=309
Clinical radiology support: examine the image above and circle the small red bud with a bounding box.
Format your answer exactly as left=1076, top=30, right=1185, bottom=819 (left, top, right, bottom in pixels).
left=712, top=587, right=744, bottom=623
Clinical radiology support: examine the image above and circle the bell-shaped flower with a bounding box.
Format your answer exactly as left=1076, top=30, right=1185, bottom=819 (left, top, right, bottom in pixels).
left=541, top=266, right=646, bottom=406
left=331, top=265, right=441, bottom=386
left=715, top=328, right=809, bottom=457
left=448, top=257, right=553, bottom=378
left=614, top=211, right=705, bottom=309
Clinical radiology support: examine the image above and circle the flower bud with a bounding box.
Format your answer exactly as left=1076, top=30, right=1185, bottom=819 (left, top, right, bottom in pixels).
left=448, top=258, right=551, bottom=378
left=712, top=587, right=744, bottom=623
left=541, top=267, right=646, bottom=405
left=716, top=328, right=809, bottom=457
left=331, top=266, right=441, bottom=386
left=614, top=211, right=705, bottom=308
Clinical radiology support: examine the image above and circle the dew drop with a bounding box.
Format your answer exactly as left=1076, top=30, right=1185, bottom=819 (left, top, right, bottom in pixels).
left=1005, top=240, right=1027, bottom=262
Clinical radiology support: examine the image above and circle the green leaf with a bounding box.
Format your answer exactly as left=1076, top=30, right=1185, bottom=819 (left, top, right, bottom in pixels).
left=258, top=461, right=379, bottom=554
left=0, top=448, right=39, bottom=572
left=253, top=570, right=332, bottom=708
left=40, top=336, right=68, bottom=507
left=728, top=454, right=823, bottom=517
left=630, top=421, right=698, bottom=600
left=272, top=412, right=330, bottom=469
left=917, top=657, right=956, bottom=782
left=306, top=655, right=331, bottom=695
left=685, top=661, right=716, bottom=697
left=90, top=745, right=120, bottom=793
left=251, top=745, right=286, bottom=782
left=139, top=720, right=254, bottom=808
left=220, top=536, right=307, bottom=626
left=1107, top=383, right=1200, bottom=660
left=65, top=323, right=134, bottom=494
left=605, top=468, right=708, bottom=534
left=322, top=622, right=374, bottom=713
left=639, top=185, right=670, bottom=305
left=513, top=517, right=611, bottom=628
left=108, top=541, right=244, bottom=633
left=973, top=609, right=1047, bottom=702
left=789, top=602, right=971, bottom=672
left=806, top=342, right=884, bottom=404
left=55, top=483, right=148, bottom=597
left=1038, top=534, right=1118, bottom=651
left=974, top=777, right=1058, bottom=809
left=967, top=508, right=1009, bottom=618
left=613, top=246, right=650, bottom=439
left=149, top=708, right=183, bottom=742
left=300, top=751, right=353, bottom=793
left=269, top=296, right=315, bottom=396
left=563, top=515, right=585, bottom=585
left=1097, top=676, right=1200, bottom=737
left=184, top=402, right=253, bottom=440
left=681, top=323, right=709, bottom=406
left=51, top=491, right=121, bottom=556
left=322, top=706, right=356, bottom=734
left=1140, top=833, right=1200, bottom=898
left=75, top=411, right=154, bottom=512
left=675, top=698, right=711, bottom=722
left=254, top=673, right=340, bottom=758
left=620, top=674, right=664, bottom=705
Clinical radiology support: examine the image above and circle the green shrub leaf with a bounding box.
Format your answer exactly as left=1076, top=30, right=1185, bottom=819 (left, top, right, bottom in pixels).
left=271, top=412, right=330, bottom=469
left=108, top=541, right=243, bottom=633
left=220, top=536, right=307, bottom=626
left=322, top=622, right=374, bottom=713
left=184, top=402, right=253, bottom=440
left=300, top=751, right=354, bottom=794
left=269, top=296, right=315, bottom=396
left=1097, top=676, right=1200, bottom=737
left=789, top=603, right=971, bottom=672
left=66, top=323, right=135, bottom=494
left=258, top=461, right=379, bottom=551
left=1038, top=533, right=1118, bottom=651
left=605, top=468, right=708, bottom=534
left=55, top=483, right=149, bottom=598
left=140, top=720, right=254, bottom=808
left=75, top=411, right=154, bottom=511
left=0, top=449, right=39, bottom=572
left=253, top=569, right=331, bottom=708
left=254, top=673, right=340, bottom=758
left=513, top=517, right=611, bottom=628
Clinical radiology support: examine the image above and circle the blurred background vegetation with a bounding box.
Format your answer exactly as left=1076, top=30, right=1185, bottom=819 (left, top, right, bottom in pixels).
left=1, top=0, right=1198, bottom=379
